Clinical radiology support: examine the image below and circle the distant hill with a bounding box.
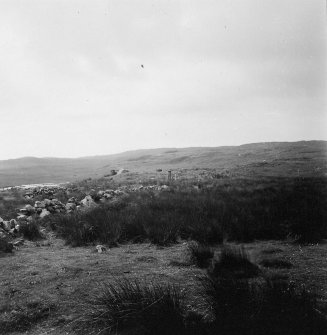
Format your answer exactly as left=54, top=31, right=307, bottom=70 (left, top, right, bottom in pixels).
left=0, top=141, right=326, bottom=187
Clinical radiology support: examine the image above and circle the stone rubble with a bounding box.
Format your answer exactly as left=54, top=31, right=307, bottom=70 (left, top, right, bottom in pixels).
left=0, top=182, right=170, bottom=250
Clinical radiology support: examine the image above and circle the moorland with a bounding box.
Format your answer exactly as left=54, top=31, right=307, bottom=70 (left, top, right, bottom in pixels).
left=0, top=140, right=327, bottom=335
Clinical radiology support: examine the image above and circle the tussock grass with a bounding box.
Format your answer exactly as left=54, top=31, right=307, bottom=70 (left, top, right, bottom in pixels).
left=208, top=245, right=260, bottom=279
left=46, top=177, right=327, bottom=246
left=202, top=277, right=327, bottom=335
left=19, top=221, right=43, bottom=241
left=74, top=278, right=190, bottom=335
left=188, top=242, right=214, bottom=268
left=73, top=275, right=327, bottom=335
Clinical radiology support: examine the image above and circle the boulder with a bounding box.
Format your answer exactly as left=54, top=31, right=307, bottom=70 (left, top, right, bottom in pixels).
left=39, top=209, right=51, bottom=218
left=66, top=202, right=77, bottom=211
left=117, top=169, right=129, bottom=175
left=80, top=195, right=96, bottom=208
left=47, top=206, right=55, bottom=213
left=19, top=208, right=29, bottom=215
left=2, top=221, right=11, bottom=231
left=24, top=204, right=35, bottom=214
left=103, top=193, right=113, bottom=199
left=95, top=245, right=107, bottom=253
left=97, top=191, right=105, bottom=197
left=26, top=216, right=34, bottom=222
left=13, top=239, right=24, bottom=247
left=34, top=201, right=46, bottom=208
left=67, top=197, right=77, bottom=204
left=44, top=199, right=52, bottom=206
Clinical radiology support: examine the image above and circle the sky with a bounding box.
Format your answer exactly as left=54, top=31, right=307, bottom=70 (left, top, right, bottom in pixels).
left=0, top=0, right=326, bottom=159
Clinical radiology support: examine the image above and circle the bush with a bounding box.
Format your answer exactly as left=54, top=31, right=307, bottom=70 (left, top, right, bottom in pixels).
left=208, top=246, right=260, bottom=279
left=74, top=278, right=190, bottom=335
left=202, top=277, right=327, bottom=335
left=48, top=207, right=122, bottom=247
left=19, top=221, right=43, bottom=241
left=287, top=179, right=327, bottom=243
left=0, top=237, right=13, bottom=253
left=188, top=242, right=214, bottom=268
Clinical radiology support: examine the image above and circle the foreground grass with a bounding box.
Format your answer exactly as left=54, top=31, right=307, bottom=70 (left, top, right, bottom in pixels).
left=74, top=279, right=188, bottom=335
left=1, top=238, right=327, bottom=335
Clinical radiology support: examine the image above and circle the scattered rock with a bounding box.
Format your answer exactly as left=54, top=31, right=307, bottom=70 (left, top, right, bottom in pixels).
left=17, top=215, right=28, bottom=221
left=24, top=204, right=35, bottom=214
left=80, top=195, right=96, bottom=208
left=2, top=221, right=11, bottom=231
left=35, top=201, right=46, bottom=208
left=39, top=209, right=51, bottom=218
left=13, top=239, right=24, bottom=247
left=96, top=245, right=107, bottom=253
left=65, top=202, right=77, bottom=212
left=117, top=169, right=129, bottom=175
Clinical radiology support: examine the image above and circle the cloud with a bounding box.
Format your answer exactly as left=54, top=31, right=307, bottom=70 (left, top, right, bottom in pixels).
left=0, top=0, right=325, bottom=159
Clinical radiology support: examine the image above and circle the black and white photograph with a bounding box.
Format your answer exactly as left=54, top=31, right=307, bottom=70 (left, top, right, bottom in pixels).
left=0, top=1, right=326, bottom=334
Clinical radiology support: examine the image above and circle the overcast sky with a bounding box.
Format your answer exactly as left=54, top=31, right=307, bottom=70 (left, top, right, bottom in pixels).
left=0, top=0, right=326, bottom=159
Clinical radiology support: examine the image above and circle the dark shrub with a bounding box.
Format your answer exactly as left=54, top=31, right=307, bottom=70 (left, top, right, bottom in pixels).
left=286, top=179, right=327, bottom=243
left=0, top=237, right=13, bottom=253
left=188, top=242, right=214, bottom=268
left=208, top=246, right=260, bottom=279
left=202, top=277, right=327, bottom=335
left=48, top=207, right=122, bottom=247
left=19, top=221, right=43, bottom=241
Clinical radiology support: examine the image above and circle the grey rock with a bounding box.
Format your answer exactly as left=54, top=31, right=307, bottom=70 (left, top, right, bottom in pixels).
left=80, top=195, right=96, bottom=208
left=39, top=209, right=51, bottom=218
left=34, top=201, right=46, bottom=208
left=96, top=245, right=107, bottom=253
left=24, top=204, right=35, bottom=213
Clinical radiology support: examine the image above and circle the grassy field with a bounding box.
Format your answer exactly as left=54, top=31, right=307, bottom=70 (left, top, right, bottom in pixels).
left=1, top=238, right=327, bottom=334
left=0, top=141, right=326, bottom=187
left=1, top=147, right=327, bottom=334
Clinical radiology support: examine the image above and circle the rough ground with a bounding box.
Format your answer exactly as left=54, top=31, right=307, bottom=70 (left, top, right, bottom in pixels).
left=1, top=235, right=327, bottom=335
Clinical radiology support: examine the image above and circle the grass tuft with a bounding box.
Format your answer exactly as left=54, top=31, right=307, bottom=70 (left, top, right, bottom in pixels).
left=202, top=277, right=327, bottom=335
left=19, top=221, right=43, bottom=241
left=74, top=278, right=190, bottom=335
left=188, top=242, right=214, bottom=268
left=208, top=246, right=260, bottom=279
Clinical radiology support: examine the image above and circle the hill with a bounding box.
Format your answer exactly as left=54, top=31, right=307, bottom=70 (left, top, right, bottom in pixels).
left=0, top=141, right=326, bottom=187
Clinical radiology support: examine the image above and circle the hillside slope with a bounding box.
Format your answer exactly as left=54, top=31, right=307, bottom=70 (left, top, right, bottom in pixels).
left=0, top=141, right=326, bottom=187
